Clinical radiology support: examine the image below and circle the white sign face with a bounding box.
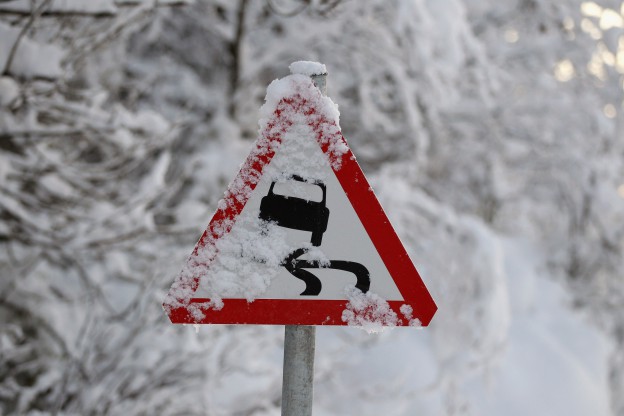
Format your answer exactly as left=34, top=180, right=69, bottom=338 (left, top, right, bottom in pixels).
left=193, top=126, right=403, bottom=301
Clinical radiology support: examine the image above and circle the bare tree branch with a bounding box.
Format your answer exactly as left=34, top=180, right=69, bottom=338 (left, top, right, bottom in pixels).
left=2, top=0, right=52, bottom=76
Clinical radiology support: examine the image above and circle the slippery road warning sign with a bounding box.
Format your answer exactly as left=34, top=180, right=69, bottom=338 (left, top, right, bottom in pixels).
left=163, top=71, right=437, bottom=327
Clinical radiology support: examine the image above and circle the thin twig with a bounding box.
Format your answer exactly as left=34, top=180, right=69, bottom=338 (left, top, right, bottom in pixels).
left=2, top=0, right=53, bottom=76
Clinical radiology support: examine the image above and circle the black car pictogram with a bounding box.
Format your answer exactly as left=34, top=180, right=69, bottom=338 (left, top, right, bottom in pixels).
left=257, top=174, right=370, bottom=296
left=258, top=175, right=329, bottom=247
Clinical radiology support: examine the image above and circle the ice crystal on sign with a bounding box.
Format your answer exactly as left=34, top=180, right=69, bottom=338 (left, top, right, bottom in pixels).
left=258, top=74, right=346, bottom=170
left=263, top=120, right=332, bottom=183
left=400, top=304, right=422, bottom=327
left=341, top=287, right=399, bottom=333
left=191, top=216, right=293, bottom=306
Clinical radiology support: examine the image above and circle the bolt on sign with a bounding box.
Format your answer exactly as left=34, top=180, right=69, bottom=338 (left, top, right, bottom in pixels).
left=163, top=63, right=437, bottom=328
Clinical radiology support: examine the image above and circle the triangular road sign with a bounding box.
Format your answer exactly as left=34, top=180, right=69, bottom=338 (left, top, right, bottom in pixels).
left=163, top=73, right=437, bottom=327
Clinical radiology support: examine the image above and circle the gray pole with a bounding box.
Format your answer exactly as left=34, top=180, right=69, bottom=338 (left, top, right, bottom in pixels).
left=282, top=325, right=316, bottom=416
left=281, top=62, right=327, bottom=416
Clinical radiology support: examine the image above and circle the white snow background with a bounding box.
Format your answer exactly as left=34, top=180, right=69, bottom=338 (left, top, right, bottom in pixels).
left=1, top=0, right=623, bottom=415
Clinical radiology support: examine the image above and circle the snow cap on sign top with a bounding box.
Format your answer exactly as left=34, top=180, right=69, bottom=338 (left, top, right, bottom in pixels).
left=289, top=61, right=327, bottom=76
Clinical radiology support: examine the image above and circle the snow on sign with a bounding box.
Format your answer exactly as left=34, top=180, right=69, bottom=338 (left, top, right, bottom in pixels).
left=163, top=63, right=437, bottom=328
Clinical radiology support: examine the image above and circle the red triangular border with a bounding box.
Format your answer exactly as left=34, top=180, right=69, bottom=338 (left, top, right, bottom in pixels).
left=163, top=84, right=437, bottom=326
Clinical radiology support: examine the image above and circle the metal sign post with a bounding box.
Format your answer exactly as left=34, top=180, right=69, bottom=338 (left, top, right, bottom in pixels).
left=280, top=65, right=327, bottom=416
left=282, top=325, right=316, bottom=416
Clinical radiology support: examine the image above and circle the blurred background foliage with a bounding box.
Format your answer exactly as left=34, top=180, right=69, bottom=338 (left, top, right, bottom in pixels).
left=0, top=0, right=623, bottom=414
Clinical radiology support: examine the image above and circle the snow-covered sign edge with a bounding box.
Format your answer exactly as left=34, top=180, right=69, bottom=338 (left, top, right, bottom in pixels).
left=162, top=74, right=437, bottom=326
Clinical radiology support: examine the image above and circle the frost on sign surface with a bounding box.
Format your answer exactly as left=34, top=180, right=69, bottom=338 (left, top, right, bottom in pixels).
left=163, top=72, right=437, bottom=328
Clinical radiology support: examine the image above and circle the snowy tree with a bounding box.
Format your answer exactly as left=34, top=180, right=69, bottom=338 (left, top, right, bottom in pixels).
left=1, top=0, right=623, bottom=415
left=0, top=1, right=217, bottom=414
